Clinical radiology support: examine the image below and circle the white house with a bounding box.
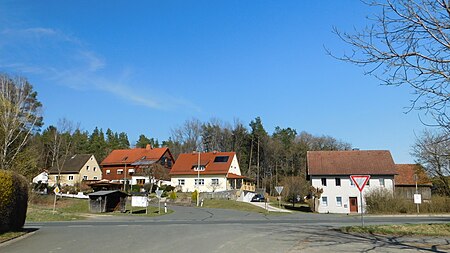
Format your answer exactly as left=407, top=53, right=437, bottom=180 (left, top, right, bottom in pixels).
left=307, top=150, right=397, bottom=214
left=32, top=171, right=48, bottom=184
left=169, top=151, right=255, bottom=193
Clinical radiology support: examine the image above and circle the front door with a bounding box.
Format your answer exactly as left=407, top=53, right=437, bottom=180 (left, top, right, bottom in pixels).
left=349, top=197, right=358, bottom=213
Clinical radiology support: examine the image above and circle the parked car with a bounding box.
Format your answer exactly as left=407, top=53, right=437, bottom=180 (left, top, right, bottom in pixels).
left=251, top=194, right=265, bottom=202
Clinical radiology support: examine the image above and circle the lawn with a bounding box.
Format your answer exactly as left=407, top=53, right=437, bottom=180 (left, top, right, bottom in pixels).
left=341, top=223, right=450, bottom=237
left=201, top=199, right=272, bottom=213
left=26, top=194, right=172, bottom=222
left=0, top=231, right=27, bottom=244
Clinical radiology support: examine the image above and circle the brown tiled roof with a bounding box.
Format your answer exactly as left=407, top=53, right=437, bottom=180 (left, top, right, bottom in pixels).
left=307, top=150, right=396, bottom=176
left=48, top=154, right=93, bottom=174
left=169, top=152, right=235, bottom=176
left=395, top=164, right=432, bottom=186
left=101, top=147, right=170, bottom=165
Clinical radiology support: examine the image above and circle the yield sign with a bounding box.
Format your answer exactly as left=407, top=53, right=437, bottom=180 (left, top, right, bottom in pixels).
left=350, top=175, right=371, bottom=192
left=275, top=186, right=284, bottom=195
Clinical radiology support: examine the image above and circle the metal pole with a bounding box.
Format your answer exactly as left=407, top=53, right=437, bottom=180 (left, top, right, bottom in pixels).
left=360, top=191, right=364, bottom=227
left=415, top=174, right=419, bottom=214
left=197, top=151, right=200, bottom=207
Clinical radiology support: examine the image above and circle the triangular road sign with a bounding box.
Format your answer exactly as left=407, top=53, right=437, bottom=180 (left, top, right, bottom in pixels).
left=350, top=175, right=371, bottom=192
left=275, top=186, right=284, bottom=195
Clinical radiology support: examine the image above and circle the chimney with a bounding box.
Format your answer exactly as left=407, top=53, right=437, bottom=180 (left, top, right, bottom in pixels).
left=146, top=144, right=152, bottom=150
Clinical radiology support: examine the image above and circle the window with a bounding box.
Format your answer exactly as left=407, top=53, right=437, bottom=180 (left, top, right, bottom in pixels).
left=93, top=167, right=96, bottom=171
left=68, top=175, right=74, bottom=181
left=321, top=196, right=328, bottom=206
left=117, top=169, right=123, bottom=175
left=160, top=157, right=166, bottom=166
left=212, top=179, right=219, bottom=185
left=93, top=176, right=98, bottom=180
left=167, top=159, right=172, bottom=167
left=214, top=156, right=229, bottom=163
left=106, top=169, right=111, bottom=174
left=193, top=165, right=205, bottom=171
left=136, top=179, right=145, bottom=185
left=321, top=178, right=327, bottom=186
left=195, top=179, right=205, bottom=186
left=335, top=178, right=341, bottom=186
left=178, top=179, right=185, bottom=186
left=83, top=175, right=88, bottom=180
left=55, top=175, right=60, bottom=181
left=86, top=166, right=89, bottom=171
left=350, top=179, right=354, bottom=186
left=336, top=197, right=342, bottom=207
left=379, top=178, right=385, bottom=187
left=366, top=179, right=370, bottom=186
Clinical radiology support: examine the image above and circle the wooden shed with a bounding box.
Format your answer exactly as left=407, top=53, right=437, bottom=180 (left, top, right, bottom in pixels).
left=88, top=190, right=128, bottom=213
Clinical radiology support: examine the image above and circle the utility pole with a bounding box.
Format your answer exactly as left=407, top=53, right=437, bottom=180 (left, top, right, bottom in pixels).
left=248, top=136, right=253, bottom=176
left=256, top=137, right=260, bottom=189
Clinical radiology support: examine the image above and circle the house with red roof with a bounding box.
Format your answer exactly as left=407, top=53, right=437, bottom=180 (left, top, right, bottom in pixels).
left=169, top=151, right=254, bottom=193
left=307, top=150, right=397, bottom=214
left=101, top=144, right=174, bottom=189
left=395, top=164, right=432, bottom=201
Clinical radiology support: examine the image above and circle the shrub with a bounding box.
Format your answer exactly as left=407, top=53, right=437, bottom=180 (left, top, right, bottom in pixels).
left=0, top=170, right=29, bottom=233
left=169, top=191, right=177, bottom=200
left=191, top=190, right=198, bottom=203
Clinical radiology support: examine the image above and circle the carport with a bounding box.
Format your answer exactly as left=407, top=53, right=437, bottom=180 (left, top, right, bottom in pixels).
left=88, top=190, right=128, bottom=213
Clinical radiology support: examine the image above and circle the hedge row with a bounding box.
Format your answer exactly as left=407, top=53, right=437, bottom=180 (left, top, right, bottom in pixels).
left=0, top=170, right=28, bottom=233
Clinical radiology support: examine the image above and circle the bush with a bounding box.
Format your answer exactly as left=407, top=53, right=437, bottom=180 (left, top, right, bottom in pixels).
left=365, top=188, right=450, bottom=214
left=192, top=190, right=198, bottom=203
left=169, top=191, right=177, bottom=200
left=0, top=170, right=29, bottom=233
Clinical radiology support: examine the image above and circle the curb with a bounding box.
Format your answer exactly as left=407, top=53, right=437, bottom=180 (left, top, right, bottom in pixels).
left=0, top=230, right=36, bottom=248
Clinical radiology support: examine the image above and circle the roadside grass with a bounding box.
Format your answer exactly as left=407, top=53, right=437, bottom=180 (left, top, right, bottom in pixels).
left=201, top=199, right=275, bottom=213
left=27, top=197, right=89, bottom=222
left=0, top=231, right=27, bottom=243
left=341, top=223, right=450, bottom=237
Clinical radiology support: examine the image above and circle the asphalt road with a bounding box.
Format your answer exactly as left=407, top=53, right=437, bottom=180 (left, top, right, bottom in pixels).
left=2, top=205, right=450, bottom=253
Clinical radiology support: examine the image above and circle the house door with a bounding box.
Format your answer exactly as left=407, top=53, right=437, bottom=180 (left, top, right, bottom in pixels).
left=349, top=197, right=358, bottom=213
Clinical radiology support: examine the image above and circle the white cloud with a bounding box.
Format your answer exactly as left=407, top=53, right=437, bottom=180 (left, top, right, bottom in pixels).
left=0, top=27, right=198, bottom=111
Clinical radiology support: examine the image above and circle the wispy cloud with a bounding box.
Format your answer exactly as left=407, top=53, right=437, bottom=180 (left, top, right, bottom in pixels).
left=0, top=27, right=198, bottom=111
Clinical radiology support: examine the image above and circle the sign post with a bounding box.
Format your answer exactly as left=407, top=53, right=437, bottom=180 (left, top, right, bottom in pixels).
left=350, top=175, right=371, bottom=227
left=156, top=189, right=163, bottom=214
left=413, top=174, right=420, bottom=214
left=275, top=186, right=284, bottom=209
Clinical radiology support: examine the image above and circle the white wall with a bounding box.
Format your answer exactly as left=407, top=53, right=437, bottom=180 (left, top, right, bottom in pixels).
left=311, top=175, right=394, bottom=214
left=228, top=155, right=241, bottom=176
left=171, top=175, right=228, bottom=192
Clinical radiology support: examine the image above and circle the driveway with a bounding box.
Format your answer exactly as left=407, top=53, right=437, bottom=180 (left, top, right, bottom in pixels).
left=2, top=205, right=449, bottom=253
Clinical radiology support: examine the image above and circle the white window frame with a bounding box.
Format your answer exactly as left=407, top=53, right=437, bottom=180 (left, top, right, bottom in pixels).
left=83, top=175, right=88, bottom=180
left=321, top=196, right=328, bottom=206
left=68, top=175, right=74, bottom=181
left=93, top=167, right=97, bottom=171
left=211, top=179, right=219, bottom=185
left=178, top=179, right=185, bottom=186
left=379, top=178, right=385, bottom=187
left=195, top=179, right=205, bottom=186
left=336, top=196, right=342, bottom=207
left=86, top=165, right=89, bottom=171
left=106, top=169, right=111, bottom=174
left=93, top=176, right=98, bottom=180
left=117, top=169, right=123, bottom=175
left=335, top=178, right=341, bottom=186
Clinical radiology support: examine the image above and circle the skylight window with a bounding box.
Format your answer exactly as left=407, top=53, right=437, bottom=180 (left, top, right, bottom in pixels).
left=214, top=156, right=229, bottom=163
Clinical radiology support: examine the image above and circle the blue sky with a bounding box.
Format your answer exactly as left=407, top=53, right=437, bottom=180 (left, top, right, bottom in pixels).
left=0, top=1, right=429, bottom=163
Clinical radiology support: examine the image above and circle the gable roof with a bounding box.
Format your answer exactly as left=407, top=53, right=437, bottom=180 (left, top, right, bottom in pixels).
left=395, top=164, right=432, bottom=186
left=101, top=147, right=171, bottom=166
left=169, top=152, right=235, bottom=176
left=49, top=154, right=93, bottom=173
left=307, top=150, right=396, bottom=176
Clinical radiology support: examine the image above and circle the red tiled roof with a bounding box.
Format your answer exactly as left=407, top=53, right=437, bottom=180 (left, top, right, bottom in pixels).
left=307, top=150, right=397, bottom=176
left=169, top=152, right=235, bottom=176
left=395, top=164, right=432, bottom=186
left=101, top=147, right=169, bottom=165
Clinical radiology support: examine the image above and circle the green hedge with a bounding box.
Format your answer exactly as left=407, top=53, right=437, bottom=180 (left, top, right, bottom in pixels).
left=0, top=170, right=28, bottom=233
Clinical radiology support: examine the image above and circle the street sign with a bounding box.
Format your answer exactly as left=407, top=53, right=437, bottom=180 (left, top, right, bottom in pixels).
left=131, top=196, right=148, bottom=207
left=350, top=175, right=371, bottom=192
left=275, top=186, right=284, bottom=195
left=53, top=186, right=60, bottom=194
left=414, top=194, right=422, bottom=204
left=155, top=190, right=163, bottom=199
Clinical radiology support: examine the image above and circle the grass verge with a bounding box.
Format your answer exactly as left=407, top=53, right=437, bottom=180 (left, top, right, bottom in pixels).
left=201, top=199, right=273, bottom=213
left=0, top=231, right=27, bottom=243
left=341, top=223, right=450, bottom=237
left=27, top=197, right=89, bottom=222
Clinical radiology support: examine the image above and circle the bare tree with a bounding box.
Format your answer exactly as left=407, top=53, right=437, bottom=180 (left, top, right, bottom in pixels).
left=169, top=118, right=203, bottom=157
left=411, top=129, right=450, bottom=196
left=0, top=74, right=42, bottom=172
left=50, top=119, right=77, bottom=186
left=330, top=0, right=450, bottom=130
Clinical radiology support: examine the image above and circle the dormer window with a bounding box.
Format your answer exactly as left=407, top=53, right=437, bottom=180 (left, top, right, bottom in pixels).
left=122, top=156, right=128, bottom=161
left=193, top=165, right=205, bottom=171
